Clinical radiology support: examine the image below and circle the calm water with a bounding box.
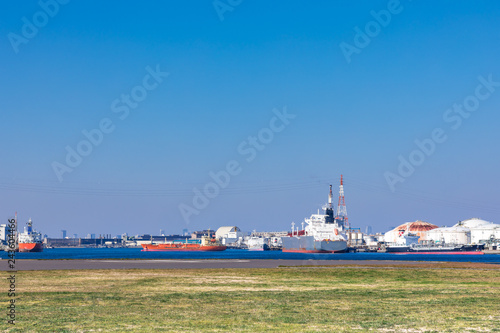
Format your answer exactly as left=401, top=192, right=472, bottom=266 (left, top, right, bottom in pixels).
left=2, top=248, right=499, bottom=263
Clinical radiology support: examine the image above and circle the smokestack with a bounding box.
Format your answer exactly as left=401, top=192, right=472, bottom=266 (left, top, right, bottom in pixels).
left=329, top=185, right=333, bottom=208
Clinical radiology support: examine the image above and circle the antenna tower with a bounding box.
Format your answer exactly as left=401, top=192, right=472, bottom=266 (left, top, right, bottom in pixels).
left=335, top=175, right=349, bottom=228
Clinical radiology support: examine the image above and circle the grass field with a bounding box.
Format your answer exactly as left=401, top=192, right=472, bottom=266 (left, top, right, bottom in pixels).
left=3, top=265, right=500, bottom=332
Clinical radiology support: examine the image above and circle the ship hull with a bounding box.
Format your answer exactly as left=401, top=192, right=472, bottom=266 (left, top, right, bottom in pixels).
left=386, top=244, right=484, bottom=254
left=247, top=244, right=269, bottom=251
left=395, top=251, right=484, bottom=255
left=282, top=236, right=347, bottom=253
left=141, top=244, right=226, bottom=251
left=18, top=242, right=44, bottom=253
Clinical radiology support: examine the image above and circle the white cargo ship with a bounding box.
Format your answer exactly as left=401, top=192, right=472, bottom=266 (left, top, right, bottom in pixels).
left=282, top=185, right=348, bottom=253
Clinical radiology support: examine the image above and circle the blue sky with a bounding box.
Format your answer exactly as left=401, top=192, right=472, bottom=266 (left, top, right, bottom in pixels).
left=1, top=0, right=499, bottom=237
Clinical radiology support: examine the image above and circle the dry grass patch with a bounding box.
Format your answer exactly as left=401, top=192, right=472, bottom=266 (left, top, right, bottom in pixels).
left=1, top=267, right=499, bottom=332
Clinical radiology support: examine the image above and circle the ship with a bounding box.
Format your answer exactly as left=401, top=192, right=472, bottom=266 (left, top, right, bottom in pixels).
left=282, top=185, right=348, bottom=253
left=246, top=237, right=269, bottom=251
left=385, top=243, right=485, bottom=254
left=384, top=230, right=485, bottom=254
left=18, top=218, right=44, bottom=252
left=142, top=235, right=226, bottom=251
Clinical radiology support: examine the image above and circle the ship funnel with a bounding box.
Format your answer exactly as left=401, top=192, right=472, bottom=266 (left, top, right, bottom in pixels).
left=328, top=185, right=333, bottom=208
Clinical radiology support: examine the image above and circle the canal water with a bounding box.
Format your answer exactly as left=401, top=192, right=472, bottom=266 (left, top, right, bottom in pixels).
left=2, top=248, right=499, bottom=263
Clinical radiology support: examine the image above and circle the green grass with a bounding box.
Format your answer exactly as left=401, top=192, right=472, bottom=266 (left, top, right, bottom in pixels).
left=2, top=266, right=500, bottom=332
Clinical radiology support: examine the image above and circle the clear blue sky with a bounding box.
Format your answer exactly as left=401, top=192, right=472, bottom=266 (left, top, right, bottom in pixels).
left=1, top=0, right=499, bottom=237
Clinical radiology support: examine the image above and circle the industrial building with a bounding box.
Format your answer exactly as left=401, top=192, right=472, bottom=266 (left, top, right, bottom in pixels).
left=0, top=224, right=14, bottom=245
left=383, top=218, right=500, bottom=247
left=190, top=230, right=215, bottom=239
left=215, top=226, right=244, bottom=245
left=454, top=218, right=500, bottom=245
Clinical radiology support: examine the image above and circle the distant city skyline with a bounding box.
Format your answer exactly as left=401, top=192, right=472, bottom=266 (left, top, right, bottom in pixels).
left=1, top=1, right=500, bottom=237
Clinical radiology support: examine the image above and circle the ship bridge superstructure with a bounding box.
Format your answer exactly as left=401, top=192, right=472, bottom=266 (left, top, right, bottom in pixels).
left=18, top=218, right=42, bottom=244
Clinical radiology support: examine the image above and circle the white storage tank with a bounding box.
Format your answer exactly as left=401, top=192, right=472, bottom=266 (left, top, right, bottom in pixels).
left=363, top=235, right=378, bottom=247
left=454, top=218, right=500, bottom=244
left=470, top=224, right=500, bottom=244
left=427, top=226, right=470, bottom=245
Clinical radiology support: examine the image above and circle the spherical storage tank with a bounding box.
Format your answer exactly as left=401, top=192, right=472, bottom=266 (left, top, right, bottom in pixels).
left=384, top=221, right=438, bottom=243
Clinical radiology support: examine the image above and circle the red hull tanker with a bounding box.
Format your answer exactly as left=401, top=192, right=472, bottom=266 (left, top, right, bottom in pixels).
left=17, top=217, right=44, bottom=253
left=142, top=236, right=226, bottom=252
left=18, top=242, right=44, bottom=252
